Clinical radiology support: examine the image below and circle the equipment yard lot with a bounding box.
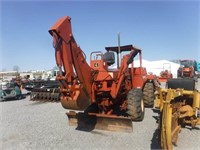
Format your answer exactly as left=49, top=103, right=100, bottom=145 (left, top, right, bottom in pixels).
left=0, top=79, right=199, bottom=150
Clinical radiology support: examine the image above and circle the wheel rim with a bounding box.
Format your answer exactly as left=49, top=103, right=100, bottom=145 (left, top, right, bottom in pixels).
left=141, top=99, right=144, bottom=113
left=11, top=90, right=16, bottom=96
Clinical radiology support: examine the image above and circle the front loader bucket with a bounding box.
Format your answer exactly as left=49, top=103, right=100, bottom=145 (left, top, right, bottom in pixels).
left=67, top=111, right=133, bottom=133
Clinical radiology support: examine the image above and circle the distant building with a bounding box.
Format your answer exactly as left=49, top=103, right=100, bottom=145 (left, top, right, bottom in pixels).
left=0, top=71, right=19, bottom=81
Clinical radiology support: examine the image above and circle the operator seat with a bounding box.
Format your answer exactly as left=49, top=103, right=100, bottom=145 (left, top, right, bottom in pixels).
left=104, top=51, right=115, bottom=66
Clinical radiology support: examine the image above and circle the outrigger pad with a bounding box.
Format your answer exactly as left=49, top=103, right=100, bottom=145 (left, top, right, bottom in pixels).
left=67, top=111, right=133, bottom=133
left=167, top=78, right=195, bottom=91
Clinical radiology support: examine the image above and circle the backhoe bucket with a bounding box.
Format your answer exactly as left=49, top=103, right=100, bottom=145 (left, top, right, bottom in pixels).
left=67, top=111, right=133, bottom=132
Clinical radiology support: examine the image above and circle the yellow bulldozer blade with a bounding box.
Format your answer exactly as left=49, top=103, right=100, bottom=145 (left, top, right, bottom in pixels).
left=66, top=111, right=133, bottom=132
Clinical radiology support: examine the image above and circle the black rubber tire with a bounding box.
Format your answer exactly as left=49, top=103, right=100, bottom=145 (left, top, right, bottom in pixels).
left=126, top=88, right=144, bottom=121
left=167, top=78, right=195, bottom=91
left=16, top=95, right=22, bottom=100
left=143, top=82, right=154, bottom=108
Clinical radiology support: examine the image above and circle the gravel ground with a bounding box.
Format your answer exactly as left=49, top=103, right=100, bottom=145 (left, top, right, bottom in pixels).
left=0, top=83, right=200, bottom=150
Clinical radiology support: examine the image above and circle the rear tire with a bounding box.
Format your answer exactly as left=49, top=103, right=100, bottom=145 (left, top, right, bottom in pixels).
left=16, top=94, right=22, bottom=100
left=126, top=88, right=144, bottom=121
left=143, top=82, right=154, bottom=108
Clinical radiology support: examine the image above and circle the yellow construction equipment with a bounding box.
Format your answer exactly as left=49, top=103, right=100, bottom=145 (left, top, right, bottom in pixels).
left=154, top=78, right=200, bottom=150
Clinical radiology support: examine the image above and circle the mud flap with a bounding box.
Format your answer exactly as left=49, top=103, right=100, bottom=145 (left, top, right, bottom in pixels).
left=67, top=111, right=133, bottom=132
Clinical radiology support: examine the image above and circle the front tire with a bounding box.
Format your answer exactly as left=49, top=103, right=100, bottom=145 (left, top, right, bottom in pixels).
left=126, top=88, right=145, bottom=121
left=143, top=82, right=154, bottom=108
left=16, top=95, right=21, bottom=100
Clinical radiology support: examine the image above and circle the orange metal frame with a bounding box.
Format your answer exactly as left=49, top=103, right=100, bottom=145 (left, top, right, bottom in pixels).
left=49, top=16, right=152, bottom=115
left=158, top=70, right=173, bottom=83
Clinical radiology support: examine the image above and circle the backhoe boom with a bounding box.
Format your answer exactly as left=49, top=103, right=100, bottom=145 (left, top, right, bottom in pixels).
left=49, top=16, right=92, bottom=110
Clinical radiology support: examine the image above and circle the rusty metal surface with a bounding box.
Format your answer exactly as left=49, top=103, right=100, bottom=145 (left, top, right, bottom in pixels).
left=30, top=88, right=60, bottom=102
left=60, top=88, right=91, bottom=110
left=67, top=111, right=133, bottom=133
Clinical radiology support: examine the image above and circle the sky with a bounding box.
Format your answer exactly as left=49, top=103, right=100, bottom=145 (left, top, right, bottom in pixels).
left=0, top=0, right=200, bottom=71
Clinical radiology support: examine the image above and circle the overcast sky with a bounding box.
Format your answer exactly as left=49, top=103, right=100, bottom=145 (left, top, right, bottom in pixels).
left=1, top=0, right=200, bottom=71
